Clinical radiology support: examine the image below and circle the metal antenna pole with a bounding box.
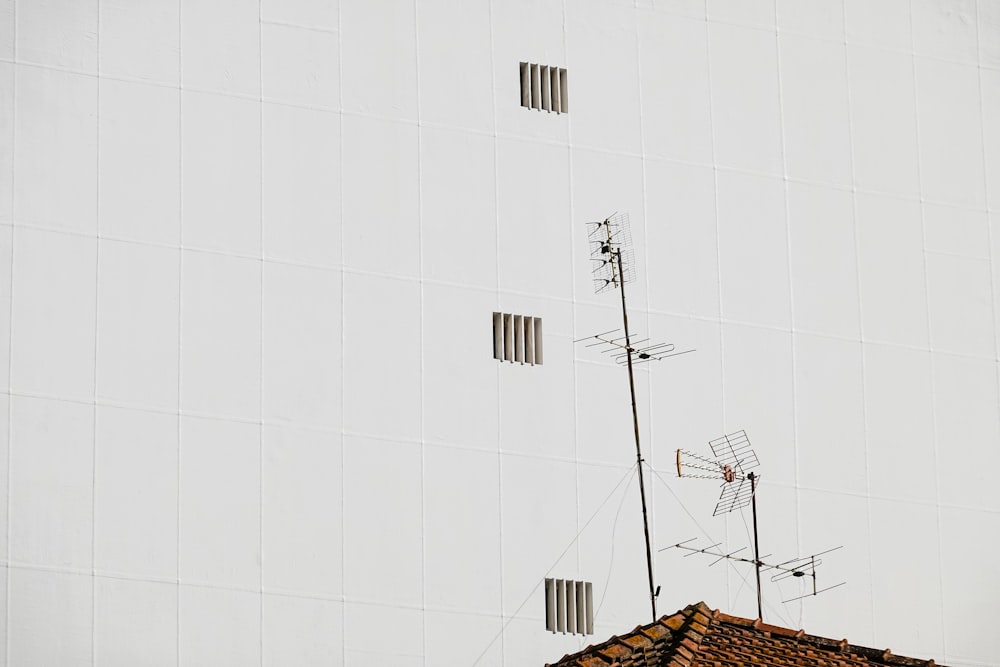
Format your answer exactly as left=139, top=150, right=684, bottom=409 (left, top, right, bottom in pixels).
left=750, top=471, right=762, bottom=620
left=615, top=248, right=657, bottom=622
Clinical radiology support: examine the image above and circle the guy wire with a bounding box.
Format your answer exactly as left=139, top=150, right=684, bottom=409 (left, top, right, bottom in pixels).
left=596, top=465, right=640, bottom=617
left=471, top=463, right=639, bottom=666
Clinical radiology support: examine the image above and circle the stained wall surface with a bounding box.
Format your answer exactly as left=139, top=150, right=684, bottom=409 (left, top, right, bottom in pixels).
left=1, top=1, right=1000, bottom=665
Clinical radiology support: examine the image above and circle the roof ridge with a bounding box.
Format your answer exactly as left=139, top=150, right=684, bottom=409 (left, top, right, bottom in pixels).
left=547, top=601, right=946, bottom=667
left=545, top=601, right=717, bottom=666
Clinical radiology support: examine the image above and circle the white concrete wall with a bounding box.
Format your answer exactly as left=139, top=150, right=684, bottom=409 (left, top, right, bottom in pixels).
left=1, top=0, right=999, bottom=665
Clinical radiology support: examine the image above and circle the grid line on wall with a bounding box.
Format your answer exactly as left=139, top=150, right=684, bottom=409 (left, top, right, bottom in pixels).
left=908, top=3, right=948, bottom=654
left=4, top=2, right=16, bottom=664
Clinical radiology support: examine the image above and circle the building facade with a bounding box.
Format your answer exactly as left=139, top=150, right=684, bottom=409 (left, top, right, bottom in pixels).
left=1, top=0, right=999, bottom=665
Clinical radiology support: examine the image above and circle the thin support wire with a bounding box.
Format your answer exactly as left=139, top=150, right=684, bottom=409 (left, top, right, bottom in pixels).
left=470, top=463, right=638, bottom=666
left=596, top=466, right=639, bottom=617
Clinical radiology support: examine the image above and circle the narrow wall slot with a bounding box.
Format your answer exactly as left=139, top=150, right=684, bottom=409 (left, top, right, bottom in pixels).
left=519, top=62, right=568, bottom=114
left=524, top=317, right=535, bottom=365
left=533, top=317, right=543, bottom=364
left=492, top=312, right=543, bottom=366
left=544, top=578, right=593, bottom=635
left=549, top=66, right=561, bottom=113
left=544, top=579, right=556, bottom=632
left=530, top=64, right=541, bottom=110
left=566, top=576, right=576, bottom=632
left=513, top=315, right=524, bottom=363
left=556, top=579, right=566, bottom=632
left=559, top=67, right=568, bottom=112
left=519, top=62, right=531, bottom=107
left=503, top=313, right=514, bottom=362
left=540, top=65, right=551, bottom=111
left=492, top=312, right=503, bottom=360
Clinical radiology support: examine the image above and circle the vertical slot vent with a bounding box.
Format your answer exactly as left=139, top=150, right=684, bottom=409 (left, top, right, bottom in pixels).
left=503, top=313, right=514, bottom=362
left=566, top=577, right=576, bottom=633
left=533, top=317, right=543, bottom=365
left=513, top=315, right=524, bottom=363
left=550, top=66, right=561, bottom=113
left=519, top=62, right=530, bottom=107
left=545, top=578, right=556, bottom=632
left=519, top=62, right=568, bottom=114
left=559, top=68, right=568, bottom=113
left=530, top=64, right=541, bottom=110
left=540, top=65, right=551, bottom=112
left=493, top=312, right=503, bottom=361
left=492, top=312, right=543, bottom=366
left=524, top=317, right=535, bottom=365
left=556, top=579, right=566, bottom=633
left=544, top=578, right=594, bottom=636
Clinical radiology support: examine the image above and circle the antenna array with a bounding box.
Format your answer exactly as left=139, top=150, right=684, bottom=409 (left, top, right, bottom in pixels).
left=588, top=213, right=635, bottom=293
left=663, top=540, right=846, bottom=604
left=572, top=211, right=846, bottom=628
left=671, top=432, right=844, bottom=619
left=578, top=329, right=694, bottom=367
left=676, top=430, right=758, bottom=516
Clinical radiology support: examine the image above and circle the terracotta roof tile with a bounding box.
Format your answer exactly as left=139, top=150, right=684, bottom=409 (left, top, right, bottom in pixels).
left=545, top=602, right=945, bottom=667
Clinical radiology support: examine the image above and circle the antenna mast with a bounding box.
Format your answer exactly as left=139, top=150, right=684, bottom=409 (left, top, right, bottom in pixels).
left=616, top=245, right=657, bottom=622
left=577, top=214, right=693, bottom=622
left=749, top=472, right=762, bottom=619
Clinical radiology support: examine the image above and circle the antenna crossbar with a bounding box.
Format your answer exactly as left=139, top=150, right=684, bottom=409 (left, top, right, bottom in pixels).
left=660, top=540, right=845, bottom=605
left=576, top=331, right=693, bottom=366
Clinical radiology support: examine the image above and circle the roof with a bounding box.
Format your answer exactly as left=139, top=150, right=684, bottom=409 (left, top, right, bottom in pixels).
left=546, top=602, right=944, bottom=667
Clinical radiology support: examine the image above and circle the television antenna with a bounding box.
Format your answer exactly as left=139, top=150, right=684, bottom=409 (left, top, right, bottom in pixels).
left=575, top=212, right=693, bottom=622
left=667, top=431, right=844, bottom=619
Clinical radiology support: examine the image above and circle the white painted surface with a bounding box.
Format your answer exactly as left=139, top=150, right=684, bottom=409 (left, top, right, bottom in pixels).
left=2, top=2, right=1000, bottom=666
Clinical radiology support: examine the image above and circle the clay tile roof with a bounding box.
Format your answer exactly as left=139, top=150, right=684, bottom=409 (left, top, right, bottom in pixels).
left=545, top=602, right=946, bottom=667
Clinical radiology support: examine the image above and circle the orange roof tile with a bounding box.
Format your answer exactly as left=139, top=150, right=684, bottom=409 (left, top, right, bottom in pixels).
left=546, top=602, right=944, bottom=667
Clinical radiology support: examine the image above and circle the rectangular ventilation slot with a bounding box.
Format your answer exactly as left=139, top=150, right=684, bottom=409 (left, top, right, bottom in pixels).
left=524, top=317, right=535, bottom=365
left=559, top=68, right=569, bottom=113
left=540, top=65, right=551, bottom=111
left=493, top=312, right=542, bottom=366
left=493, top=312, right=503, bottom=360
left=566, top=578, right=576, bottom=633
left=544, top=579, right=556, bottom=632
left=503, top=313, right=514, bottom=362
left=533, top=317, right=543, bottom=365
left=550, top=66, right=561, bottom=113
left=513, top=315, right=524, bottom=363
left=544, top=579, right=593, bottom=635
left=530, top=64, right=541, bottom=110
left=519, top=62, right=530, bottom=108
left=520, top=62, right=567, bottom=114
left=556, top=579, right=566, bottom=633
